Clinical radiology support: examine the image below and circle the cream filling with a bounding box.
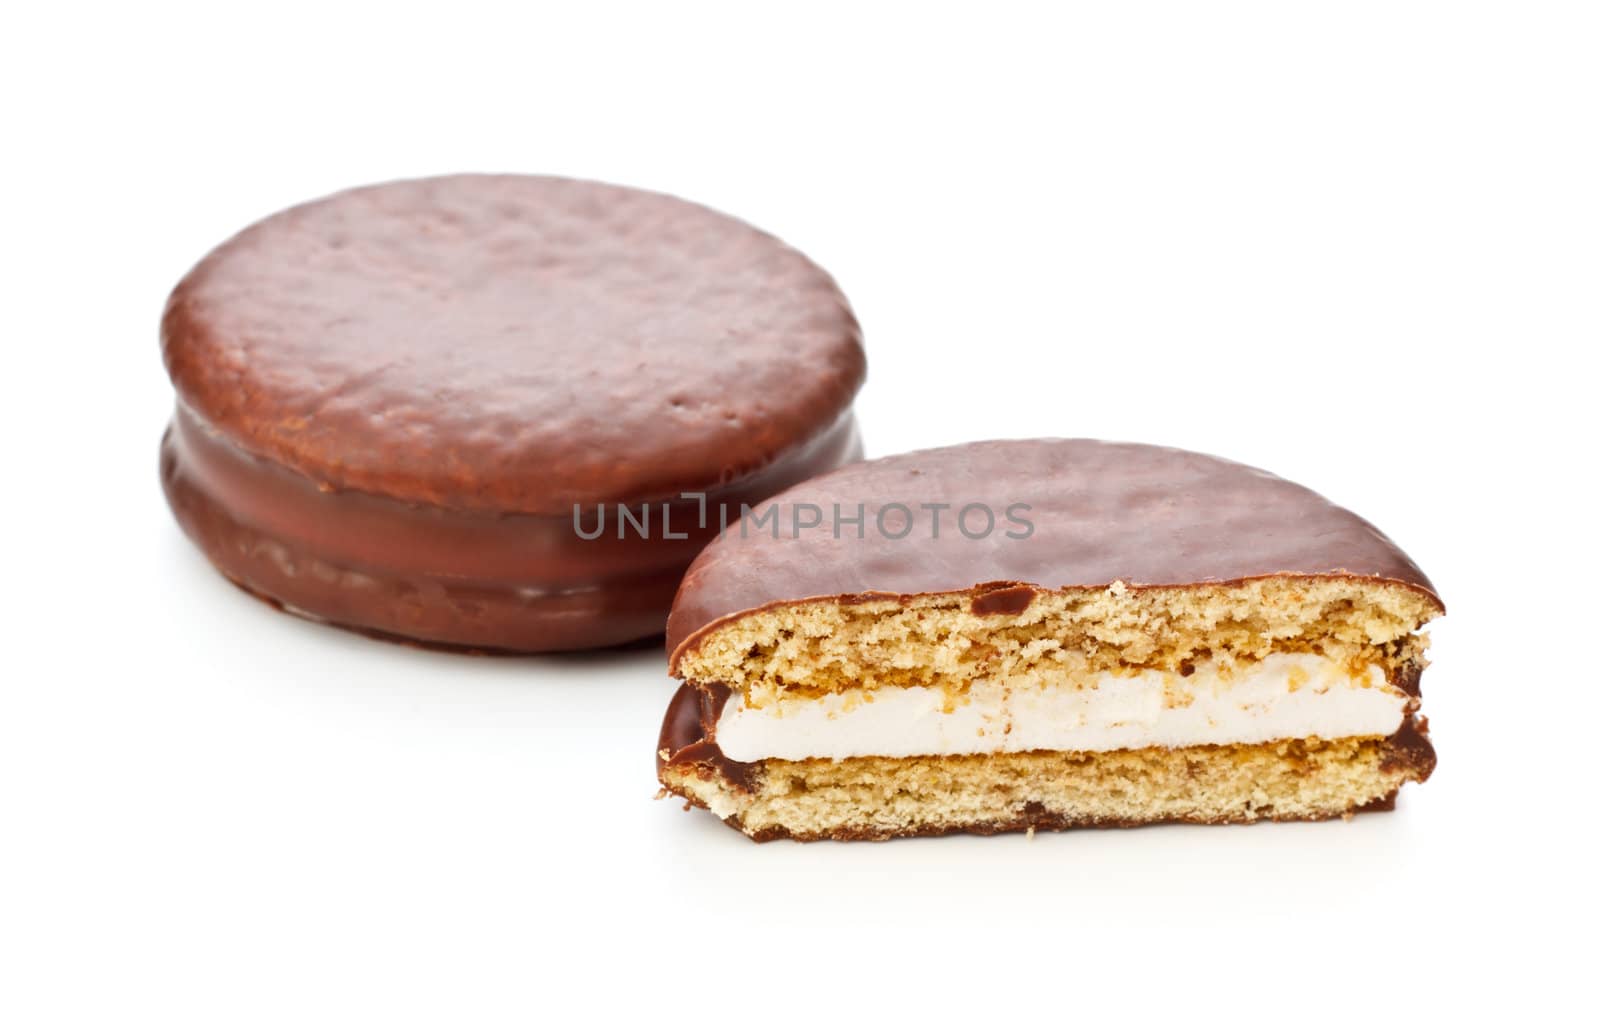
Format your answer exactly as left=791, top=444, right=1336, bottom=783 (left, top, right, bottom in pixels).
left=714, top=654, right=1409, bottom=762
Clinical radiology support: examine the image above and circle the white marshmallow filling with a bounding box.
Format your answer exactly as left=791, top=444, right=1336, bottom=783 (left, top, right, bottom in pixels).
left=713, top=653, right=1411, bottom=763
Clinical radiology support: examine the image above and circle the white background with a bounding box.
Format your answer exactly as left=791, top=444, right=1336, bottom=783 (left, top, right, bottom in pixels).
left=5, top=2, right=1597, bottom=1029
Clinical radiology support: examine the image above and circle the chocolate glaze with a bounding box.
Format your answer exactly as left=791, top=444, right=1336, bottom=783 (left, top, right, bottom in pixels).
left=164, top=175, right=865, bottom=513
left=971, top=584, right=1038, bottom=616
left=163, top=406, right=860, bottom=652
left=1381, top=714, right=1437, bottom=777
left=159, top=175, right=866, bottom=650
left=656, top=683, right=759, bottom=791
left=667, top=439, right=1442, bottom=670
left=1393, top=661, right=1426, bottom=699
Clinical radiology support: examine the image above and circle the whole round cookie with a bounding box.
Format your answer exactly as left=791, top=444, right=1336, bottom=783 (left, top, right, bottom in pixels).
left=160, top=175, right=865, bottom=651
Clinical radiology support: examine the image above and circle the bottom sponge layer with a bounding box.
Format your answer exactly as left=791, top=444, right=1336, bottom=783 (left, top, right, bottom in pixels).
left=660, top=720, right=1436, bottom=842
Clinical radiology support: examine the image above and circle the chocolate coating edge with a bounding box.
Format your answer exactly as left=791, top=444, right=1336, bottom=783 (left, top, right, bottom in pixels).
left=163, top=406, right=861, bottom=652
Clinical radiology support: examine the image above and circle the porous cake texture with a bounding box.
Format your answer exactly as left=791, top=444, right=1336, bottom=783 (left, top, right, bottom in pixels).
left=667, top=727, right=1433, bottom=842
left=676, top=578, right=1434, bottom=704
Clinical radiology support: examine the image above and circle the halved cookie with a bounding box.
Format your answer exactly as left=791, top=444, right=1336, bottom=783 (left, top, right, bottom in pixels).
left=658, top=439, right=1441, bottom=840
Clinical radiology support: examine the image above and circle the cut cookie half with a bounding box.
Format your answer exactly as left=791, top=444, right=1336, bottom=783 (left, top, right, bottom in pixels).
left=657, top=439, right=1441, bottom=842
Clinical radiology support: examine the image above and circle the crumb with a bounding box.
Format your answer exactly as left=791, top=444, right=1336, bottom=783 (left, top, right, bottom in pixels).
left=665, top=573, right=1438, bottom=841
left=1026, top=826, right=1036, bottom=840
left=658, top=748, right=671, bottom=761
left=653, top=788, right=669, bottom=801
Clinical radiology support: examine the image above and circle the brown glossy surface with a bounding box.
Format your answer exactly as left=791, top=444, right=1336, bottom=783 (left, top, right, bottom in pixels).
left=163, top=407, right=860, bottom=651
left=163, top=174, right=865, bottom=513
left=667, top=439, right=1441, bottom=668
left=158, top=175, right=866, bottom=650
left=655, top=683, right=758, bottom=790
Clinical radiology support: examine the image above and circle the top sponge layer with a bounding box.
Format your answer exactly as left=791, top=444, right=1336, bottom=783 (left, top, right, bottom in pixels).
left=667, top=439, right=1441, bottom=680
